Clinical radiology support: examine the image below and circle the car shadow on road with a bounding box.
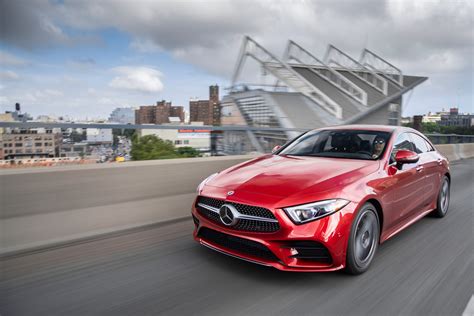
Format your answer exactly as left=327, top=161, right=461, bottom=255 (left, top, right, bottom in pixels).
left=191, top=209, right=451, bottom=288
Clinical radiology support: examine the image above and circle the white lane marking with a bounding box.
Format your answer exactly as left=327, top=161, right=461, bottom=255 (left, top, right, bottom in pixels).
left=463, top=295, right=474, bottom=316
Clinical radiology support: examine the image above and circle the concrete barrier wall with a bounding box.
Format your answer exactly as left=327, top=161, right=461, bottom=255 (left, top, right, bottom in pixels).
left=436, top=143, right=474, bottom=161
left=1, top=143, right=473, bottom=255
left=0, top=155, right=256, bottom=254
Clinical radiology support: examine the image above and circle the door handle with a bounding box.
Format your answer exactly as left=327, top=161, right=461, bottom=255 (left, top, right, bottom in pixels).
left=416, top=166, right=424, bottom=172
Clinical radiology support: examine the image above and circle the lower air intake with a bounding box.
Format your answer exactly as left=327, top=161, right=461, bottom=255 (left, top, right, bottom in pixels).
left=198, top=227, right=279, bottom=262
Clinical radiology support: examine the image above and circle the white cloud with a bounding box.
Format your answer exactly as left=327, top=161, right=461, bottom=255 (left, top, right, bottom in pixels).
left=0, top=70, right=20, bottom=80
left=46, top=0, right=472, bottom=77
left=109, top=66, right=164, bottom=93
left=0, top=51, right=29, bottom=66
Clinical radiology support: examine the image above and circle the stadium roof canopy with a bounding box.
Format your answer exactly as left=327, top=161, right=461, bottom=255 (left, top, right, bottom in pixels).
left=223, top=36, right=428, bottom=135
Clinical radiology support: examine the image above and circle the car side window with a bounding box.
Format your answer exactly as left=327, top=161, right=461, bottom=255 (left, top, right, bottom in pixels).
left=390, top=133, right=414, bottom=164
left=409, top=133, right=429, bottom=154
left=424, top=138, right=435, bottom=151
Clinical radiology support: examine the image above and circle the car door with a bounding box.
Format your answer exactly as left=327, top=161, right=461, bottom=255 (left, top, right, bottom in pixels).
left=383, top=133, right=426, bottom=230
left=409, top=133, right=440, bottom=207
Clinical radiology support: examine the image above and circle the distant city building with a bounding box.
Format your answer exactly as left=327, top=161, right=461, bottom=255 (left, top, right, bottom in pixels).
left=439, top=107, right=474, bottom=127
left=422, top=109, right=449, bottom=123
left=135, top=100, right=184, bottom=124
left=1, top=108, right=32, bottom=123
left=109, top=107, right=135, bottom=124
left=60, top=143, right=89, bottom=158
left=0, top=112, right=15, bottom=136
left=139, top=122, right=211, bottom=152
left=1, top=129, right=61, bottom=160
left=189, top=99, right=211, bottom=124
left=86, top=128, right=113, bottom=144
left=400, top=116, right=413, bottom=125
left=210, top=85, right=221, bottom=126
left=189, top=85, right=221, bottom=125
left=12, top=111, right=33, bottom=122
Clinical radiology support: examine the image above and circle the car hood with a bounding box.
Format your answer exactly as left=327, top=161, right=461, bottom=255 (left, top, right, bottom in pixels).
left=206, top=154, right=379, bottom=199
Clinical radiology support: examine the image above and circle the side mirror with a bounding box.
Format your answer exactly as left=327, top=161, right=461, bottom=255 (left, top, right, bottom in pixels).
left=394, top=149, right=419, bottom=165
left=272, top=145, right=282, bottom=154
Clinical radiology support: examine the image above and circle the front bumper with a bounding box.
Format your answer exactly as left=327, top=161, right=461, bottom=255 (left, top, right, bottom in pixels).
left=192, top=198, right=358, bottom=272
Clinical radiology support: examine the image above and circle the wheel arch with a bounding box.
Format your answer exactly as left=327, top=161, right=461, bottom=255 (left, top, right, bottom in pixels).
left=364, top=198, right=384, bottom=236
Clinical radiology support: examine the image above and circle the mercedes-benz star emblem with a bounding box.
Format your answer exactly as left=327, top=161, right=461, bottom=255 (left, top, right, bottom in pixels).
left=219, top=204, right=239, bottom=226
left=227, top=191, right=234, bottom=196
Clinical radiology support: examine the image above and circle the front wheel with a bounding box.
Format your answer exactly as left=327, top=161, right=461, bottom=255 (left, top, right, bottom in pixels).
left=432, top=176, right=450, bottom=218
left=345, top=203, right=380, bottom=275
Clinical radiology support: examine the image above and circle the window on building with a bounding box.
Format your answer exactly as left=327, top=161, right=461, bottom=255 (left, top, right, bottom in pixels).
left=184, top=140, right=189, bottom=145
left=388, top=103, right=399, bottom=126
left=15, top=143, right=23, bottom=147
left=174, top=140, right=182, bottom=145
left=35, top=143, right=42, bottom=147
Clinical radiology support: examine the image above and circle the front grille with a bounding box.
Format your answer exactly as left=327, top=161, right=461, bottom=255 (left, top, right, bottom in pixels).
left=198, top=227, right=279, bottom=262
left=198, top=196, right=276, bottom=218
left=283, top=241, right=332, bottom=264
left=196, top=196, right=280, bottom=233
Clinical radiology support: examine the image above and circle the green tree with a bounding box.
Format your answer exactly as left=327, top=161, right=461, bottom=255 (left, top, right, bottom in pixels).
left=403, top=122, right=474, bottom=135
left=131, top=135, right=180, bottom=160
left=177, top=146, right=200, bottom=158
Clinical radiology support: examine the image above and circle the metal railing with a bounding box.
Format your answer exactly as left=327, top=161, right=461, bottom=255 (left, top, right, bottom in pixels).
left=425, top=133, right=474, bottom=144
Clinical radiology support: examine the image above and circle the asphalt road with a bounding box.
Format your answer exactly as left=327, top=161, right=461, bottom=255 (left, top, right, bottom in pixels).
left=1, top=159, right=473, bottom=316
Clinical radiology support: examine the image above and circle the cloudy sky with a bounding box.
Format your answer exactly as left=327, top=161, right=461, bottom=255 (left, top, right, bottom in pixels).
left=0, top=0, right=472, bottom=119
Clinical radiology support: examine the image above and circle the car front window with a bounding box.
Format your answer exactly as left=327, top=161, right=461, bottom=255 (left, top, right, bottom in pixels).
left=279, top=129, right=391, bottom=160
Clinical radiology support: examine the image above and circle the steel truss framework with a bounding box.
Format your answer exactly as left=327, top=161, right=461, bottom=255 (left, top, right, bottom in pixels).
left=284, top=40, right=368, bottom=105
left=324, top=45, right=390, bottom=95
left=359, top=48, right=404, bottom=86
left=231, top=36, right=343, bottom=119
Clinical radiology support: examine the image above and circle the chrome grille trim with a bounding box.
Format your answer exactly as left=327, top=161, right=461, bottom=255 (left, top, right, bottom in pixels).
left=197, top=202, right=279, bottom=223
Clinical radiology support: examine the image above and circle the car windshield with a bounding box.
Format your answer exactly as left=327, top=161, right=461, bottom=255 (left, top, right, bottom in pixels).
left=279, top=129, right=391, bottom=160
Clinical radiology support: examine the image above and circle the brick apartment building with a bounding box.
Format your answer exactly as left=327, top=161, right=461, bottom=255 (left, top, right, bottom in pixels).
left=190, top=85, right=220, bottom=125
left=1, top=129, right=62, bottom=160
left=135, top=100, right=185, bottom=124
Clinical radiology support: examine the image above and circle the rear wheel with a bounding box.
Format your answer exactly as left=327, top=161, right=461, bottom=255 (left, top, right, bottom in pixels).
left=345, top=203, right=380, bottom=275
left=432, top=176, right=450, bottom=218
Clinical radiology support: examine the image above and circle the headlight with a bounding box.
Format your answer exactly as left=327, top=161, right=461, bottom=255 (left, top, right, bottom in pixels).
left=197, top=172, right=218, bottom=193
left=283, top=199, right=350, bottom=224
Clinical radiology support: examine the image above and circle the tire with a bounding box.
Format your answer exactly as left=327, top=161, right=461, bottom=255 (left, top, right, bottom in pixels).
left=432, top=176, right=450, bottom=218
left=345, top=203, right=380, bottom=275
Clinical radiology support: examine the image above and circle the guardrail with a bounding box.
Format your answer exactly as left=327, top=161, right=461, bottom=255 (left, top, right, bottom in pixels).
left=425, top=133, right=474, bottom=144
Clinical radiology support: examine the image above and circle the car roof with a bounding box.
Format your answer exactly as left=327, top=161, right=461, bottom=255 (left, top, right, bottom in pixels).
left=314, top=124, right=399, bottom=133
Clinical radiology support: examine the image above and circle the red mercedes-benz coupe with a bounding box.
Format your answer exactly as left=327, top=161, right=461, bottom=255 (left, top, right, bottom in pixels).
left=192, top=125, right=450, bottom=274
